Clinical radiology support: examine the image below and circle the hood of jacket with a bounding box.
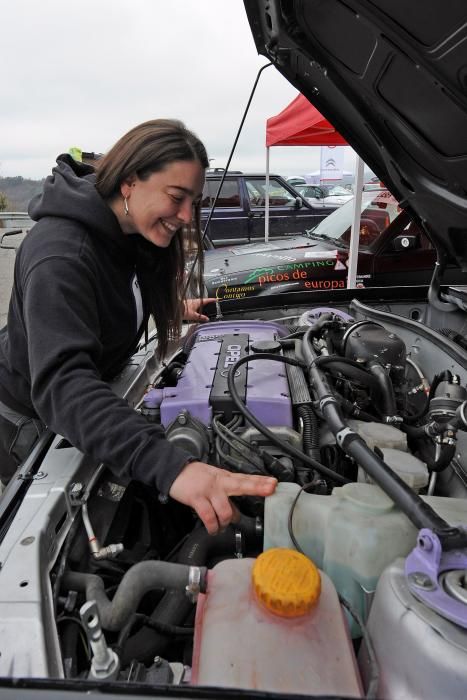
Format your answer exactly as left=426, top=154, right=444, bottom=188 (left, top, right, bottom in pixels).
left=28, top=153, right=134, bottom=260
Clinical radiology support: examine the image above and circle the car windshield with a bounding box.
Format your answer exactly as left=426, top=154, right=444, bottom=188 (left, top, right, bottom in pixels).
left=246, top=178, right=298, bottom=207
left=306, top=189, right=400, bottom=246
left=323, top=185, right=352, bottom=197
left=297, top=185, right=321, bottom=198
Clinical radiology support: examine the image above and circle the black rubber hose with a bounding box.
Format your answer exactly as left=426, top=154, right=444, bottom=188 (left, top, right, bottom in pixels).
left=305, top=313, right=335, bottom=335
left=115, top=612, right=194, bottom=659
left=367, top=361, right=397, bottom=417
left=302, top=327, right=467, bottom=550
left=313, top=356, right=380, bottom=391
left=227, top=353, right=348, bottom=485
left=121, top=517, right=261, bottom=665
left=296, top=405, right=320, bottom=460
left=403, top=370, right=453, bottom=424
left=417, top=441, right=456, bottom=473
left=121, top=589, right=192, bottom=666
left=62, top=561, right=207, bottom=633
left=337, top=397, right=379, bottom=422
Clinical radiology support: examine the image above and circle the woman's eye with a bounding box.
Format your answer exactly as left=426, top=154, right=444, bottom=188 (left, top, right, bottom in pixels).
left=170, top=194, right=183, bottom=203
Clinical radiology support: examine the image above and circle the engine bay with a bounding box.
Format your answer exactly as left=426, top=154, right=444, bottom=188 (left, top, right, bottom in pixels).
left=2, top=300, right=467, bottom=697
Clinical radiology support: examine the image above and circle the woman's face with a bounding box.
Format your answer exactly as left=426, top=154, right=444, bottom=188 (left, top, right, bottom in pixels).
left=119, top=159, right=205, bottom=247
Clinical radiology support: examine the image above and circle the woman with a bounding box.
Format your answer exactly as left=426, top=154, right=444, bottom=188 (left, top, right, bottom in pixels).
left=0, top=119, right=276, bottom=532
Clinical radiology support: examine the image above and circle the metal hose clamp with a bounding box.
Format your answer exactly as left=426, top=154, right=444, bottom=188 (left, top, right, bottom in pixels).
left=186, top=566, right=202, bottom=603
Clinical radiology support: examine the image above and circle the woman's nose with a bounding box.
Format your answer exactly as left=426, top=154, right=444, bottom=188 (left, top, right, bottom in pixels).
left=177, top=200, right=193, bottom=224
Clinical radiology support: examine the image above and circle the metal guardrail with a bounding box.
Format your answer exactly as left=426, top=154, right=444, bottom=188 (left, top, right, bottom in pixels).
left=0, top=211, right=33, bottom=227
left=0, top=213, right=32, bottom=250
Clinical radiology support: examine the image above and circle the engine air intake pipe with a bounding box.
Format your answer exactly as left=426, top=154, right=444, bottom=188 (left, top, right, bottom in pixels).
left=63, top=561, right=207, bottom=632
left=302, top=326, right=467, bottom=551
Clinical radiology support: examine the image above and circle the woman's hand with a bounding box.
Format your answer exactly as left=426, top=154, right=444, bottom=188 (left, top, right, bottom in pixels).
left=169, top=461, right=277, bottom=534
left=183, top=298, right=216, bottom=322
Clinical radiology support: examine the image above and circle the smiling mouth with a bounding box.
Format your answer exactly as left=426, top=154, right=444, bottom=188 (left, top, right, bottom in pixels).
left=161, top=219, right=178, bottom=234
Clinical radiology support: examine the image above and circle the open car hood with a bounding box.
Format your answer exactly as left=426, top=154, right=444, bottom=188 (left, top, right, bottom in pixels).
left=244, top=0, right=467, bottom=271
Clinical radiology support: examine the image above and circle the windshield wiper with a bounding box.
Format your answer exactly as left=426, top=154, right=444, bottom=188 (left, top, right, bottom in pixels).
left=305, top=230, right=348, bottom=248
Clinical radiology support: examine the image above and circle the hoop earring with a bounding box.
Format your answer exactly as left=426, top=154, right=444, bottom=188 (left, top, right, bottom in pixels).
left=124, top=197, right=129, bottom=216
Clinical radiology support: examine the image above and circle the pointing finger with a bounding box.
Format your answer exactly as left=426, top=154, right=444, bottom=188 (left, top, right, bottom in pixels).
left=222, top=473, right=277, bottom=498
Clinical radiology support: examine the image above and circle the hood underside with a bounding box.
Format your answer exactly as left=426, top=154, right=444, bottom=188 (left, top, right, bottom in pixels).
left=244, top=0, right=467, bottom=269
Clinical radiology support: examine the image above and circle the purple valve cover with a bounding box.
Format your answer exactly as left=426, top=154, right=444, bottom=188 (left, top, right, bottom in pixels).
left=159, top=321, right=292, bottom=428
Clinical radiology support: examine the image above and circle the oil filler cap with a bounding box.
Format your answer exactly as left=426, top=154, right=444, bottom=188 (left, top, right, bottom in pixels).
left=250, top=340, right=281, bottom=354
left=252, top=548, right=321, bottom=617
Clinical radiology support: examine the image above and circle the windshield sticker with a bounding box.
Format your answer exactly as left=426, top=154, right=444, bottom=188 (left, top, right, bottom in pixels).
left=304, top=250, right=339, bottom=259
left=215, top=284, right=256, bottom=300
left=304, top=279, right=346, bottom=289
left=243, top=260, right=335, bottom=285
left=253, top=252, right=298, bottom=262
left=210, top=274, right=241, bottom=285
left=231, top=243, right=280, bottom=255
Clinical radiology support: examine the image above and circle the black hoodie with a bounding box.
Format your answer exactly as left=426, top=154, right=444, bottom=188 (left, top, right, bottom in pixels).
left=0, top=155, right=193, bottom=493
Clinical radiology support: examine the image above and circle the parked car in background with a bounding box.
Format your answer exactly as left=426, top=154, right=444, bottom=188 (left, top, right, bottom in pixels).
left=296, top=183, right=353, bottom=209
left=201, top=172, right=333, bottom=246
left=203, top=187, right=463, bottom=300
left=285, top=175, right=307, bottom=187
left=363, top=182, right=385, bottom=191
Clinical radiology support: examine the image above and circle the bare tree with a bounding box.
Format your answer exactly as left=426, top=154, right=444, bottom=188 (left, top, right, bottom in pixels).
left=0, top=191, right=10, bottom=211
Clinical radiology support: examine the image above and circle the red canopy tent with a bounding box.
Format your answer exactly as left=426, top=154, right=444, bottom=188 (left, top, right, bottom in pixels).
left=266, top=93, right=347, bottom=147
left=264, top=93, right=364, bottom=288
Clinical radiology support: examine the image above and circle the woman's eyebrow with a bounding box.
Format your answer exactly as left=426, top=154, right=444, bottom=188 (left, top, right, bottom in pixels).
left=168, top=185, right=195, bottom=195
left=169, top=184, right=203, bottom=198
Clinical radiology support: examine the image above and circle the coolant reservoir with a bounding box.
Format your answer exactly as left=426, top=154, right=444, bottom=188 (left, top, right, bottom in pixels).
left=264, top=483, right=467, bottom=635
left=192, top=551, right=362, bottom=696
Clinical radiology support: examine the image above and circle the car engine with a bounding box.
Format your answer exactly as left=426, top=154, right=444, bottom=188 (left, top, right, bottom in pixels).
left=13, top=310, right=467, bottom=696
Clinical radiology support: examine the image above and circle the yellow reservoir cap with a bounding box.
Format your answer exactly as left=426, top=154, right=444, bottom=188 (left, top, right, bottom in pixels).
left=252, top=548, right=321, bottom=618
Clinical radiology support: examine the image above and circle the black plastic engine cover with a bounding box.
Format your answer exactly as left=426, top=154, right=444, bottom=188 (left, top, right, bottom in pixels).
left=210, top=333, right=248, bottom=419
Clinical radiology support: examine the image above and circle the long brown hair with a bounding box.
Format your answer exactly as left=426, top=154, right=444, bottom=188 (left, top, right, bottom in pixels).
left=95, top=119, right=209, bottom=357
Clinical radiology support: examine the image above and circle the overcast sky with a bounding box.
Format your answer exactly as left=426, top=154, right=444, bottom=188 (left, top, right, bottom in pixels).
left=2, top=0, right=360, bottom=181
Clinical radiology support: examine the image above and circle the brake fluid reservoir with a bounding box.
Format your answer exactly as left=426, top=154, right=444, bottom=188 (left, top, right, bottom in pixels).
left=192, top=550, right=362, bottom=697
left=358, top=448, right=429, bottom=492
left=264, top=483, right=467, bottom=636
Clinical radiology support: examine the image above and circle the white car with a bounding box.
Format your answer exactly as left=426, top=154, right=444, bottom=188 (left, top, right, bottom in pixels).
left=297, top=183, right=353, bottom=208
left=285, top=174, right=307, bottom=187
